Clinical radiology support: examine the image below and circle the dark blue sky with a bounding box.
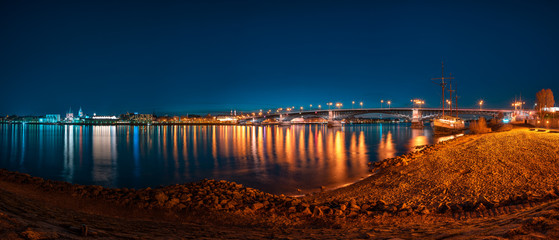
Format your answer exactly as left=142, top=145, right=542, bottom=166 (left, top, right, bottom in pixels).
left=1, top=0, right=558, bottom=116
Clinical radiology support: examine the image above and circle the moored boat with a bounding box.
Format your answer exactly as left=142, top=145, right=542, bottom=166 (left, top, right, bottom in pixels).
left=327, top=120, right=342, bottom=127
left=431, top=61, right=465, bottom=134
left=432, top=115, right=465, bottom=133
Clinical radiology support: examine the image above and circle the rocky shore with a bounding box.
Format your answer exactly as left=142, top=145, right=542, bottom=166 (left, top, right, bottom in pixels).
left=1, top=127, right=559, bottom=239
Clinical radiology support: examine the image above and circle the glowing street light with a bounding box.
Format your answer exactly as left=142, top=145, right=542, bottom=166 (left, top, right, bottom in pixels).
left=511, top=101, right=526, bottom=111
left=360, top=102, right=363, bottom=109
left=411, top=99, right=425, bottom=108
left=336, top=103, right=342, bottom=109
left=479, top=100, right=484, bottom=110
left=387, top=101, right=391, bottom=109
left=352, top=101, right=355, bottom=109
left=381, top=100, right=384, bottom=108
left=318, top=104, right=322, bottom=110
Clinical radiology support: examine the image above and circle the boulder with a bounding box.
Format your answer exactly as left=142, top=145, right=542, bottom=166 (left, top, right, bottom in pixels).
left=312, top=206, right=324, bottom=217
left=252, top=202, right=264, bottom=210
left=155, top=192, right=168, bottom=204
left=165, top=198, right=180, bottom=208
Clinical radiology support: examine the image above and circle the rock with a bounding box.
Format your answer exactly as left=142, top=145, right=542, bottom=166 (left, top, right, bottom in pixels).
left=399, top=203, right=411, bottom=212
left=476, top=203, right=487, bottom=212
left=288, top=206, right=297, bottom=213
left=165, top=198, right=180, bottom=208
left=361, top=204, right=370, bottom=211
left=312, top=206, right=324, bottom=217
left=350, top=203, right=360, bottom=211
left=302, top=207, right=312, bottom=215
left=252, top=202, right=264, bottom=210
left=21, top=228, right=59, bottom=240
left=334, top=209, right=344, bottom=216
left=155, top=192, right=168, bottom=204
left=437, top=202, right=450, bottom=213
left=376, top=200, right=387, bottom=208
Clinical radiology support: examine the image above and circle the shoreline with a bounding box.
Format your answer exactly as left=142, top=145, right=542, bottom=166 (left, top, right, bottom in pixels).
left=1, top=120, right=409, bottom=126
left=1, top=127, right=556, bottom=215
left=2, top=127, right=559, bottom=238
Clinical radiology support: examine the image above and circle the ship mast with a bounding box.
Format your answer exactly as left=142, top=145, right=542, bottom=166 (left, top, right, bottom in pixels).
left=448, top=73, right=454, bottom=116
left=454, top=87, right=459, bottom=117
left=432, top=61, right=454, bottom=117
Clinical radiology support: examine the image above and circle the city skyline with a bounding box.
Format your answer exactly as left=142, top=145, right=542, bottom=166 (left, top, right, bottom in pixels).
left=1, top=1, right=559, bottom=116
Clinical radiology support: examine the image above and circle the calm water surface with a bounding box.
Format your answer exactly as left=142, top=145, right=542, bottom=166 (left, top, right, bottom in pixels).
left=0, top=123, right=448, bottom=194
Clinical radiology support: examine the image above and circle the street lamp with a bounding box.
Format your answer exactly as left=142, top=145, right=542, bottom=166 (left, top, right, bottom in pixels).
left=336, top=103, right=342, bottom=109
left=387, top=101, right=391, bottom=109
left=360, top=102, right=363, bottom=109
left=318, top=105, right=321, bottom=110
left=479, top=100, right=484, bottom=110
left=381, top=100, right=384, bottom=108
left=352, top=101, right=355, bottom=109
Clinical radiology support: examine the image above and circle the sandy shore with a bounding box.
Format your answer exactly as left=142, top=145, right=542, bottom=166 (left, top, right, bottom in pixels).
left=1, top=127, right=559, bottom=239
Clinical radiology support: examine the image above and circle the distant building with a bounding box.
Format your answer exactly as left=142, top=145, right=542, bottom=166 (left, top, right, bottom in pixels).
left=39, top=114, right=61, bottom=123
left=121, top=113, right=154, bottom=124
left=84, top=115, right=119, bottom=124
left=216, top=116, right=238, bottom=123
left=78, top=107, right=84, bottom=118
left=92, top=115, right=118, bottom=120
left=65, top=108, right=74, bottom=122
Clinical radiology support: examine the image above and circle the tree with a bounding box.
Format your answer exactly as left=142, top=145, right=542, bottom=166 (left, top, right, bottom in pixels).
left=535, top=89, right=555, bottom=112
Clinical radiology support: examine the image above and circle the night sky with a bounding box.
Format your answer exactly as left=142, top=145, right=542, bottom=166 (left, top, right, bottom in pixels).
left=1, top=0, right=558, bottom=116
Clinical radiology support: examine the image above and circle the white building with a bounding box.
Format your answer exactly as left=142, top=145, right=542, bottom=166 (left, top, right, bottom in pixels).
left=65, top=107, right=74, bottom=122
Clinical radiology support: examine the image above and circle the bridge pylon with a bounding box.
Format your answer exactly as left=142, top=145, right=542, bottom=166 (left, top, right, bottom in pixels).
left=411, top=108, right=424, bottom=129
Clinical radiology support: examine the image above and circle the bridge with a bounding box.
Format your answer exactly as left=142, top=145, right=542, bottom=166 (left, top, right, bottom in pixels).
left=240, top=108, right=515, bottom=123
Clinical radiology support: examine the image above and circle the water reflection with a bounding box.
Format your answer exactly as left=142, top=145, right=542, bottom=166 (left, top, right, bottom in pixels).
left=0, top=123, right=443, bottom=195
left=92, top=126, right=117, bottom=185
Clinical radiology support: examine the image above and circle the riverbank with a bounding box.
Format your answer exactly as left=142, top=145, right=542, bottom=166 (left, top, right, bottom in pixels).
left=1, top=127, right=559, bottom=239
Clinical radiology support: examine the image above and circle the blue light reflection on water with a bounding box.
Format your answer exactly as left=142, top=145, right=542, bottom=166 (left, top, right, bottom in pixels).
left=0, top=123, right=436, bottom=194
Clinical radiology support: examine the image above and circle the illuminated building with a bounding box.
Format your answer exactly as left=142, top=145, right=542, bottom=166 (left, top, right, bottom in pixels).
left=65, top=108, right=74, bottom=122
left=39, top=114, right=61, bottom=123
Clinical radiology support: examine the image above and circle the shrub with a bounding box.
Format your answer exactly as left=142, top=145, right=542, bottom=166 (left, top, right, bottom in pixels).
left=470, top=117, right=492, bottom=134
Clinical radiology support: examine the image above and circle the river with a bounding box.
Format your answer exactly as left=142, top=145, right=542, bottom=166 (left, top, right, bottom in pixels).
left=0, top=123, right=452, bottom=195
